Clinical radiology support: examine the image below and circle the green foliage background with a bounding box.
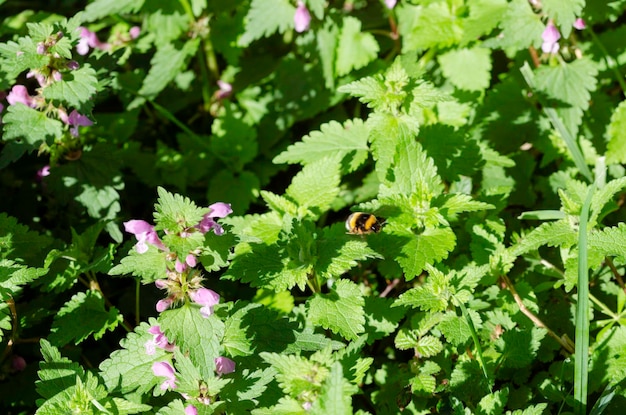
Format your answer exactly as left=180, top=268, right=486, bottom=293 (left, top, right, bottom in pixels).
left=1, top=0, right=626, bottom=414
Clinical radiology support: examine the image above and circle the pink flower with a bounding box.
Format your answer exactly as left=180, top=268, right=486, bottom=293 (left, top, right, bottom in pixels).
left=76, top=27, right=110, bottom=55
left=145, top=325, right=176, bottom=355
left=541, top=21, right=561, bottom=54
left=129, top=26, right=141, bottom=39
left=216, top=80, right=232, bottom=100
left=185, top=406, right=198, bottom=415
left=152, top=361, right=177, bottom=390
left=155, top=279, right=168, bottom=290
left=186, top=254, right=197, bottom=268
left=37, top=165, right=51, bottom=179
left=189, top=287, right=220, bottom=318
left=7, top=85, right=37, bottom=108
left=214, top=357, right=236, bottom=375
left=294, top=1, right=311, bottom=33
left=175, top=259, right=186, bottom=273
left=67, top=60, right=79, bottom=70
left=156, top=297, right=174, bottom=313
left=123, top=220, right=167, bottom=253
left=573, top=18, right=586, bottom=30
left=197, top=202, right=232, bottom=235
left=385, top=0, right=397, bottom=9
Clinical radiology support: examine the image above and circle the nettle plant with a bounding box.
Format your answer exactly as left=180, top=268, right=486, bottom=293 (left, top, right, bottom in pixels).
left=2, top=0, right=626, bottom=414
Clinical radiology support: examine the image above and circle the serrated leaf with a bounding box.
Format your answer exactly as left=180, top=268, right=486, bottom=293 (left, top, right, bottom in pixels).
left=401, top=2, right=463, bottom=50
left=336, top=16, right=379, bottom=76
left=588, top=223, right=626, bottom=263
left=438, top=312, right=471, bottom=346
left=394, top=268, right=450, bottom=311
left=310, top=362, right=352, bottom=415
left=462, top=0, right=508, bottom=44
left=135, top=39, right=200, bottom=104
left=437, top=193, right=494, bottom=216
left=109, top=246, right=168, bottom=283
left=606, top=100, right=626, bottom=164
left=154, top=186, right=208, bottom=232
left=542, top=0, right=584, bottom=38
left=286, top=157, right=340, bottom=214
left=438, top=47, right=492, bottom=91
left=160, top=303, right=225, bottom=380
left=81, top=0, right=144, bottom=22
left=43, top=65, right=98, bottom=111
left=496, top=327, right=546, bottom=369
left=273, top=119, right=370, bottom=173
left=509, top=220, right=577, bottom=256
left=36, top=339, right=85, bottom=399
left=396, top=227, right=457, bottom=280
left=48, top=291, right=123, bottom=347
left=2, top=104, right=63, bottom=148
left=261, top=352, right=329, bottom=396
left=0, top=213, right=53, bottom=263
left=307, top=279, right=365, bottom=341
left=486, top=0, right=544, bottom=50
left=99, top=321, right=167, bottom=394
left=535, top=58, right=598, bottom=137
left=239, top=0, right=296, bottom=46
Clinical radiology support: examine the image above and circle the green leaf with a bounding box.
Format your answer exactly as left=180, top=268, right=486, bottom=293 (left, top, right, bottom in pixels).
left=273, top=119, right=370, bottom=173
left=485, top=0, right=544, bottom=50
left=0, top=259, right=47, bottom=299
left=0, top=36, right=48, bottom=80
left=48, top=291, right=123, bottom=347
left=0, top=213, right=54, bottom=264
left=134, top=39, right=200, bottom=105
left=286, top=157, right=340, bottom=215
left=400, top=2, right=463, bottom=50
left=462, top=0, right=508, bottom=44
left=436, top=193, right=494, bottom=216
left=35, top=339, right=85, bottom=399
left=99, top=321, right=167, bottom=394
left=307, top=279, right=365, bottom=341
left=509, top=220, right=577, bottom=257
left=43, top=65, right=98, bottom=112
left=534, top=58, right=598, bottom=138
left=310, top=362, right=352, bottom=415
left=239, top=0, right=296, bottom=46
left=154, top=186, right=208, bottom=233
left=438, top=47, right=492, bottom=92
left=395, top=227, right=457, bottom=280
left=210, top=104, right=258, bottom=171
left=606, top=100, right=626, bottom=164
left=438, top=312, right=471, bottom=346
left=260, top=352, right=329, bottom=397
left=109, top=245, right=168, bottom=283
left=496, top=327, right=546, bottom=369
left=81, top=0, right=144, bottom=22
left=588, top=223, right=626, bottom=263
left=316, top=224, right=382, bottom=280
left=2, top=104, right=63, bottom=148
left=394, top=268, right=450, bottom=311
left=209, top=170, right=260, bottom=214
left=381, top=137, right=443, bottom=200
left=476, top=388, right=508, bottom=415
left=335, top=16, right=379, bottom=76
left=542, top=0, right=585, bottom=38
left=160, top=303, right=225, bottom=380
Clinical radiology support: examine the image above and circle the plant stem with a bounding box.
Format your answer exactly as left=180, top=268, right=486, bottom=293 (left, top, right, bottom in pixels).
left=500, top=274, right=575, bottom=354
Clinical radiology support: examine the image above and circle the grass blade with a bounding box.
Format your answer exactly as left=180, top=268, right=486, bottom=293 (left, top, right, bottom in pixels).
left=574, top=184, right=596, bottom=414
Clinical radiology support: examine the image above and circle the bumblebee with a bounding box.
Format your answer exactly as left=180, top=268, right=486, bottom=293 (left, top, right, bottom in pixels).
left=345, top=212, right=383, bottom=235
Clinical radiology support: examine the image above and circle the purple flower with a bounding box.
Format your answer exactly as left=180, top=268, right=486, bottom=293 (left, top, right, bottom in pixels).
left=185, top=406, right=198, bottom=415
left=385, top=0, right=397, bottom=9
left=26, top=70, right=47, bottom=87
left=11, top=355, right=26, bottom=372
left=76, top=27, right=110, bottom=55
left=152, top=361, right=177, bottom=390
left=66, top=110, right=93, bottom=137
left=175, top=259, right=186, bottom=273
left=145, top=325, right=176, bottom=355
left=67, top=60, right=79, bottom=70
left=541, top=21, right=561, bottom=54
left=294, top=1, right=311, bottom=33
left=189, top=287, right=220, bottom=318
left=197, top=202, right=232, bottom=235
left=573, top=18, right=586, bottom=30
left=214, top=356, right=236, bottom=375
left=7, top=85, right=37, bottom=108
left=123, top=220, right=167, bottom=253
left=36, top=42, right=46, bottom=55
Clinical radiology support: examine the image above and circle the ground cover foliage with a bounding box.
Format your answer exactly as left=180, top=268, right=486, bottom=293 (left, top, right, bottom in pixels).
left=1, top=0, right=626, bottom=414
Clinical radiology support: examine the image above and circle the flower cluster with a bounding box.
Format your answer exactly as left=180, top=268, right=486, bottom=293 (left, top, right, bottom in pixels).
left=541, top=18, right=586, bottom=56
left=76, top=25, right=140, bottom=55
left=123, top=202, right=232, bottom=316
